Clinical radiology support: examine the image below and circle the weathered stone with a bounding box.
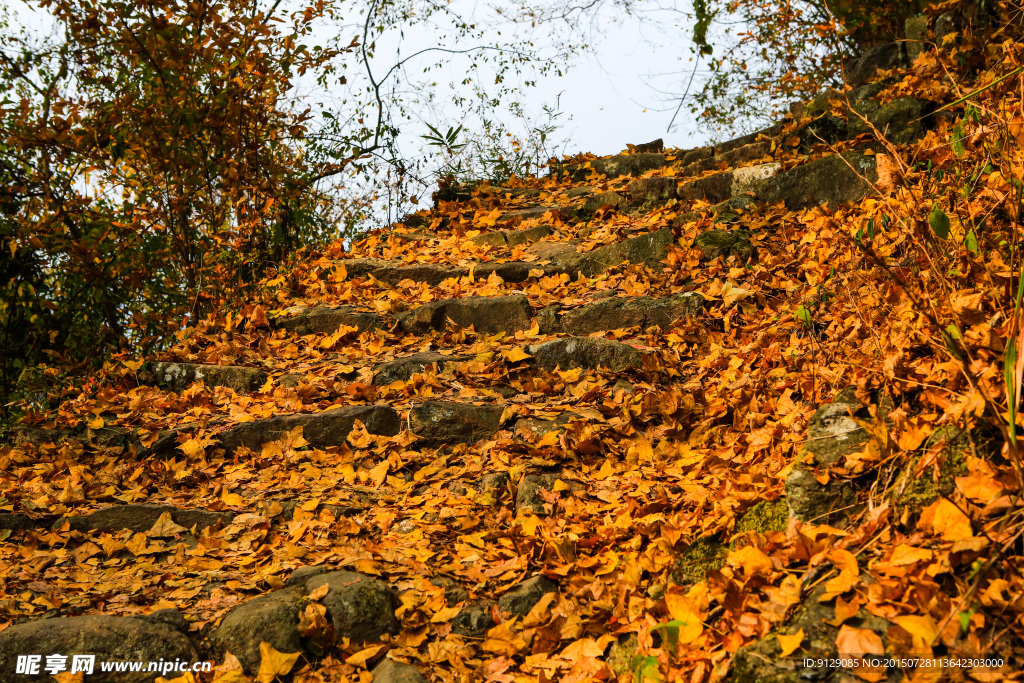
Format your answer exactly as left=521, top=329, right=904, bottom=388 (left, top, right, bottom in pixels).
left=626, top=177, right=678, bottom=204
left=694, top=229, right=754, bottom=261
left=506, top=224, right=553, bottom=247
left=451, top=600, right=496, bottom=638
left=372, top=352, right=467, bottom=385
left=498, top=575, right=558, bottom=617
left=905, top=15, right=929, bottom=61
left=149, top=362, right=267, bottom=393
left=844, top=42, right=908, bottom=88
left=729, top=582, right=891, bottom=683
left=275, top=306, right=382, bottom=335
left=498, top=206, right=560, bottom=223
left=682, top=141, right=771, bottom=176
left=525, top=240, right=581, bottom=265
left=735, top=500, right=789, bottom=536
left=371, top=659, right=428, bottom=683
left=0, top=512, right=37, bottom=531
left=582, top=191, right=626, bottom=215
left=669, top=537, right=727, bottom=586
left=714, top=123, right=783, bottom=154
left=480, top=471, right=511, bottom=497
left=558, top=293, right=703, bottom=335
left=302, top=571, right=401, bottom=643
left=572, top=227, right=675, bottom=277
left=212, top=588, right=305, bottom=673
left=285, top=565, right=332, bottom=587
left=515, top=473, right=560, bottom=515
left=515, top=413, right=581, bottom=439
left=797, top=114, right=847, bottom=151
left=852, top=96, right=924, bottom=144
left=409, top=401, right=504, bottom=446
left=935, top=11, right=962, bottom=47
left=430, top=576, right=469, bottom=606
left=757, top=152, right=877, bottom=210
left=894, top=425, right=981, bottom=524
left=468, top=231, right=507, bottom=248
left=607, top=634, right=640, bottom=677
left=631, top=138, right=664, bottom=153
left=562, top=153, right=669, bottom=181
left=679, top=146, right=714, bottom=165
left=397, top=295, right=532, bottom=334
left=527, top=337, right=644, bottom=372
left=677, top=170, right=735, bottom=204
left=213, top=571, right=399, bottom=675
left=217, top=405, right=401, bottom=452
left=0, top=614, right=197, bottom=683
left=370, top=262, right=462, bottom=286
left=58, top=504, right=233, bottom=534
left=784, top=387, right=869, bottom=526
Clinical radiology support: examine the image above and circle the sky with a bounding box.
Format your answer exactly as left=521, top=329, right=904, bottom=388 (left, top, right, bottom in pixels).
left=3, top=0, right=717, bottom=225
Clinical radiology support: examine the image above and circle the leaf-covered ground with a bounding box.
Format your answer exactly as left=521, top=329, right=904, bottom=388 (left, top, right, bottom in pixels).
left=4, top=4, right=1024, bottom=681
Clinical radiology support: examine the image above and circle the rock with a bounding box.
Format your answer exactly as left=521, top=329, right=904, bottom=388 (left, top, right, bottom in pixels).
left=498, top=575, right=558, bottom=617
left=905, top=15, right=929, bottom=61
left=217, top=405, right=401, bottom=452
left=681, top=141, right=771, bottom=177
left=561, top=153, right=669, bottom=181
left=582, top=191, right=626, bottom=215
left=369, top=262, right=462, bottom=286
left=468, top=231, right=507, bottom=248
left=211, top=587, right=306, bottom=674
left=149, top=362, right=267, bottom=393
left=844, top=42, right=908, bottom=88
left=409, top=401, right=504, bottom=446
left=302, top=571, right=401, bottom=643
left=572, top=227, right=675, bottom=277
left=626, top=177, right=678, bottom=204
left=679, top=145, right=715, bottom=165
left=558, top=293, right=703, bottom=335
left=935, top=11, right=962, bottom=47
left=527, top=337, right=644, bottom=372
left=58, top=504, right=233, bottom=534
left=275, top=306, right=383, bottom=335
left=784, top=387, right=870, bottom=526
left=669, top=537, right=727, bottom=586
left=631, top=138, right=664, bottom=153
left=693, top=229, right=754, bottom=261
left=894, top=425, right=981, bottom=525
left=430, top=576, right=469, bottom=606
left=677, top=170, right=735, bottom=204
left=796, top=113, right=847, bottom=151
left=515, top=413, right=580, bottom=439
left=451, top=600, right=496, bottom=638
left=606, top=634, right=639, bottom=678
left=371, top=659, right=428, bottom=683
left=714, top=123, right=783, bottom=155
left=851, top=96, right=924, bottom=144
left=515, top=472, right=560, bottom=515
left=212, top=571, right=399, bottom=675
left=735, top=500, right=789, bottom=535
left=729, top=582, right=891, bottom=683
left=479, top=471, right=511, bottom=498
left=0, top=614, right=197, bottom=683
left=506, top=224, right=553, bottom=247
left=498, top=206, right=560, bottom=223
left=757, top=152, right=877, bottom=210
left=397, top=295, right=533, bottom=334
left=372, top=352, right=466, bottom=385
left=285, top=565, right=332, bottom=587
left=0, top=513, right=38, bottom=531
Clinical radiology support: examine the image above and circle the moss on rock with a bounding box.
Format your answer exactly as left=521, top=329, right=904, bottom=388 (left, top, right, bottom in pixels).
left=735, top=500, right=789, bottom=536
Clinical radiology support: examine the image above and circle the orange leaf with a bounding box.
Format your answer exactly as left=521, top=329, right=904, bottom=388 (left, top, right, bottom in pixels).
left=255, top=642, right=300, bottom=683
left=777, top=629, right=804, bottom=657
left=835, top=624, right=884, bottom=657
left=919, top=498, right=973, bottom=541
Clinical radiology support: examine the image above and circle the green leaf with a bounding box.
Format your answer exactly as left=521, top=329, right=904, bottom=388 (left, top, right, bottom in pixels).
left=929, top=203, right=950, bottom=239
left=631, top=655, right=663, bottom=683
left=795, top=305, right=813, bottom=329
left=952, top=125, right=966, bottom=158
left=945, top=324, right=961, bottom=341
left=965, top=229, right=979, bottom=254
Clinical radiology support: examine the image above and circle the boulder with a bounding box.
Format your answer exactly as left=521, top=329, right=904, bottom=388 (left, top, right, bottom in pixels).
left=572, top=227, right=675, bottom=277
left=582, top=191, right=626, bottom=215
left=626, top=177, right=678, bottom=204
left=850, top=96, right=924, bottom=144
left=397, top=295, right=533, bottom=334
left=149, top=362, right=267, bottom=394
left=784, top=387, right=870, bottom=526
left=498, top=575, right=558, bottom=617
left=561, top=153, right=669, bottom=181
left=905, top=15, right=930, bottom=61
left=217, top=405, right=401, bottom=452
left=757, top=152, right=877, bottom=210
left=371, top=659, right=428, bottom=683
left=58, top=504, right=233, bottom=534
left=409, top=401, right=505, bottom=446
left=212, top=570, right=399, bottom=675
left=527, top=337, right=644, bottom=372
left=515, top=473, right=560, bottom=515
left=275, top=306, right=383, bottom=335
left=557, top=293, right=703, bottom=336
left=372, top=352, right=467, bottom=385
left=844, top=42, right=908, bottom=88
left=0, top=613, right=197, bottom=683
left=451, top=600, right=496, bottom=638
left=693, top=229, right=755, bottom=262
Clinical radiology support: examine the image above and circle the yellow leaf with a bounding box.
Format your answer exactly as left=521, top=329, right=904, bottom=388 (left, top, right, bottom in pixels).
left=727, top=545, right=774, bottom=576
left=835, top=625, right=884, bottom=657
left=255, top=642, right=300, bottom=683
left=894, top=615, right=938, bottom=644
left=148, top=511, right=188, bottom=538
left=502, top=347, right=532, bottom=362
left=889, top=544, right=933, bottom=566
left=560, top=638, right=604, bottom=659
left=777, top=629, right=804, bottom=657
left=920, top=498, right=973, bottom=541
left=87, top=416, right=104, bottom=430
left=369, top=461, right=389, bottom=488
left=722, top=281, right=751, bottom=306
left=221, top=491, right=245, bottom=507
left=344, top=644, right=387, bottom=669
left=124, top=359, right=144, bottom=372
left=482, top=620, right=527, bottom=655
left=822, top=549, right=859, bottom=599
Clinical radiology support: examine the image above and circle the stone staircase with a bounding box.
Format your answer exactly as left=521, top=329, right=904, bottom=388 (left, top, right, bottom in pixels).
left=0, top=32, right=939, bottom=682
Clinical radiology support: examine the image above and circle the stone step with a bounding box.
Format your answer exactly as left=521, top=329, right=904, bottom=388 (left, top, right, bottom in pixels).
left=274, top=305, right=383, bottom=335
left=409, top=401, right=506, bottom=446
left=338, top=256, right=551, bottom=286
left=396, top=294, right=533, bottom=334
left=526, top=337, right=646, bottom=372
left=539, top=292, right=703, bottom=336
left=147, top=361, right=267, bottom=393
left=217, top=405, right=402, bottom=452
